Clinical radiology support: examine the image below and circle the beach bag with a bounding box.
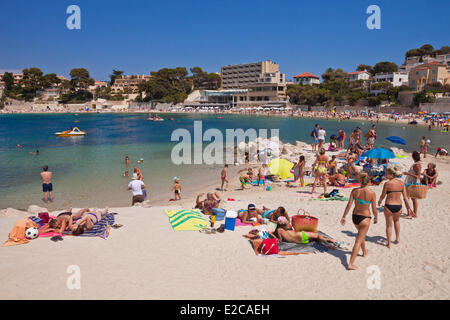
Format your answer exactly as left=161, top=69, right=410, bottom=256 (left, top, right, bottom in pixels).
left=406, top=184, right=427, bottom=199
left=260, top=238, right=279, bottom=255
left=291, top=209, right=319, bottom=232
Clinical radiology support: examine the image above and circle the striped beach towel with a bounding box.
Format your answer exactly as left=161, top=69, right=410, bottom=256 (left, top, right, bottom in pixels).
left=164, top=209, right=209, bottom=231
left=63, top=213, right=115, bottom=239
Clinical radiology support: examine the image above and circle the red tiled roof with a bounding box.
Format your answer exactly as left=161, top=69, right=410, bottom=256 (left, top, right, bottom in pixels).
left=293, top=72, right=319, bottom=79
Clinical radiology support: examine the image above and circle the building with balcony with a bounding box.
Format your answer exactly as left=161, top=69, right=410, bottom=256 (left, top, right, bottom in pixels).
left=111, top=75, right=151, bottom=94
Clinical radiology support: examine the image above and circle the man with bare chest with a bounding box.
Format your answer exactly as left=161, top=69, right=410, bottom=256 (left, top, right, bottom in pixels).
left=40, top=165, right=53, bottom=203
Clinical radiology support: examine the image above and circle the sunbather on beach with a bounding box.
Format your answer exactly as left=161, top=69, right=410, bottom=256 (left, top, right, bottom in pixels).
left=341, top=173, right=377, bottom=270
left=311, top=148, right=329, bottom=195
left=38, top=207, right=90, bottom=234
left=377, top=167, right=413, bottom=248
left=238, top=203, right=263, bottom=225
left=261, top=206, right=290, bottom=225
left=329, top=169, right=346, bottom=187
left=195, top=192, right=221, bottom=215
left=71, top=207, right=109, bottom=236
left=422, top=163, right=438, bottom=188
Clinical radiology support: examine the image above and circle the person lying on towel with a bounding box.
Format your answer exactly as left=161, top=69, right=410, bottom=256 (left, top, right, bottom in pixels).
left=261, top=206, right=290, bottom=225
left=70, top=207, right=110, bottom=236
left=38, top=207, right=92, bottom=235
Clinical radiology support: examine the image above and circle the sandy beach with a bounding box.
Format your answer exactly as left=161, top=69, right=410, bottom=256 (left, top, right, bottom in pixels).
left=1, top=140, right=449, bottom=300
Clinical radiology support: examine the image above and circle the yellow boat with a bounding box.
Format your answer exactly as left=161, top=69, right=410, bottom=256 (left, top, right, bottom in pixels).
left=55, top=127, right=87, bottom=137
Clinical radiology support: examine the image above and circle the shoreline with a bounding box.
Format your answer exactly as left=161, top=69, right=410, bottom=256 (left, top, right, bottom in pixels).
left=1, top=146, right=449, bottom=299
left=0, top=109, right=437, bottom=128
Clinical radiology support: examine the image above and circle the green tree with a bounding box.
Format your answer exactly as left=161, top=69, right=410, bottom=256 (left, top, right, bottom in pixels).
left=69, top=68, right=94, bottom=89
left=373, top=62, right=398, bottom=74
left=413, top=91, right=434, bottom=106
left=109, top=70, right=124, bottom=86
left=42, top=73, right=61, bottom=88
left=2, top=72, right=15, bottom=90
left=21, top=67, right=45, bottom=101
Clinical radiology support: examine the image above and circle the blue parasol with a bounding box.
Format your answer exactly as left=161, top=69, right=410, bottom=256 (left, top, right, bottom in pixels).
left=386, top=136, right=406, bottom=145
left=361, top=148, right=396, bottom=159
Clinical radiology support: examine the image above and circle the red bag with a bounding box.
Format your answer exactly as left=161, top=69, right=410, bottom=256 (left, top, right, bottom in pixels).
left=260, top=238, right=279, bottom=255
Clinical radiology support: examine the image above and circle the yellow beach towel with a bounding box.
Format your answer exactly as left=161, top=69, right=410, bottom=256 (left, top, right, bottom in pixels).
left=165, top=209, right=209, bottom=231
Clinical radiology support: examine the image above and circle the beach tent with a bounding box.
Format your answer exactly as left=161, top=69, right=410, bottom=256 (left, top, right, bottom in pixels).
left=268, top=158, right=294, bottom=180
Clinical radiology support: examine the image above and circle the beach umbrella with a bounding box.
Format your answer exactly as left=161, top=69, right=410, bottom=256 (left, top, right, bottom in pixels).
left=268, top=158, right=294, bottom=180
left=361, top=148, right=396, bottom=159
left=386, top=136, right=406, bottom=145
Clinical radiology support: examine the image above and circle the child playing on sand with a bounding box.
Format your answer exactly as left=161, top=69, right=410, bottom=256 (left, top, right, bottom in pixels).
left=221, top=165, right=229, bottom=191
left=291, top=156, right=305, bottom=187
left=257, top=164, right=268, bottom=186
left=239, top=173, right=251, bottom=190
left=172, top=178, right=182, bottom=200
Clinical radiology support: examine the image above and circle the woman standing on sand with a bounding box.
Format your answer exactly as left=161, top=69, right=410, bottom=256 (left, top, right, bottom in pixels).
left=341, top=173, right=377, bottom=270
left=311, top=148, right=328, bottom=195
left=403, top=151, right=422, bottom=218
left=378, top=167, right=413, bottom=247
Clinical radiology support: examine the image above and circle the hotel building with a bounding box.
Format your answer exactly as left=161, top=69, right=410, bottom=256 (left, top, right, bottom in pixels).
left=408, top=62, right=450, bottom=91
left=111, top=75, right=151, bottom=94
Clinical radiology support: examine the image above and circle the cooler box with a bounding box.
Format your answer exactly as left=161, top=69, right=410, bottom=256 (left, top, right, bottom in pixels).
left=212, top=208, right=227, bottom=221
left=225, top=210, right=237, bottom=231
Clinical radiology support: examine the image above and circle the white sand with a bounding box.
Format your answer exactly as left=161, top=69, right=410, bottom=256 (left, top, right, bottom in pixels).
left=1, top=151, right=449, bottom=299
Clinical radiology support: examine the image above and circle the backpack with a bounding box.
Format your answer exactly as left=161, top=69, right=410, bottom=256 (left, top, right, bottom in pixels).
left=260, top=238, right=279, bottom=255
left=311, top=130, right=315, bottom=137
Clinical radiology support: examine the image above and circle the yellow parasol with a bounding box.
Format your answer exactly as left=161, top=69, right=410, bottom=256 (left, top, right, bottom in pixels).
left=268, top=158, right=294, bottom=180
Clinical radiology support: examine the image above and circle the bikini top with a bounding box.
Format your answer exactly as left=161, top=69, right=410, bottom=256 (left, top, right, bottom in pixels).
left=354, top=198, right=372, bottom=205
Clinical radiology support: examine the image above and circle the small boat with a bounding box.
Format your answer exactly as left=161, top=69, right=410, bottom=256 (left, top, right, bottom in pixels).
left=169, top=118, right=174, bottom=121
left=55, top=127, right=88, bottom=137
left=409, top=120, right=418, bottom=125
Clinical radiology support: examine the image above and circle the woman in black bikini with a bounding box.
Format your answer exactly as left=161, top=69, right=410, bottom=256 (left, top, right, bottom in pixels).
left=378, top=167, right=413, bottom=248
left=341, top=173, right=377, bottom=270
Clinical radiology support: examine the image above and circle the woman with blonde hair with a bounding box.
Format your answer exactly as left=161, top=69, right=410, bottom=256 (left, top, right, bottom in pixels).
left=341, top=172, right=377, bottom=270
left=311, top=148, right=329, bottom=195
left=378, top=167, right=413, bottom=247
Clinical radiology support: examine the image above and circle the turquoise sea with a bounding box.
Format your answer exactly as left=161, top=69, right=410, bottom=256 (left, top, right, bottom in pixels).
left=0, top=113, right=447, bottom=210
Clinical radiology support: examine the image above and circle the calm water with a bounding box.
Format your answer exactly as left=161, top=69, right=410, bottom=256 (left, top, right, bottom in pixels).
left=0, top=113, right=447, bottom=210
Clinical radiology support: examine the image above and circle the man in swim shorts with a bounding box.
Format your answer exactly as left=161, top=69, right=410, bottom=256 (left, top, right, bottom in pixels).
left=40, top=165, right=53, bottom=203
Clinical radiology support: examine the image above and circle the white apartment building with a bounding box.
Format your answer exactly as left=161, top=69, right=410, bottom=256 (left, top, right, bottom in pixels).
left=373, top=72, right=409, bottom=87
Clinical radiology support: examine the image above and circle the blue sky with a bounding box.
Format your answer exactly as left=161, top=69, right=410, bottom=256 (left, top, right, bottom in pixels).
left=0, top=0, right=448, bottom=81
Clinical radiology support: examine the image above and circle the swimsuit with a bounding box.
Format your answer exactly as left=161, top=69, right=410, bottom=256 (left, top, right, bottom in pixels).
left=352, top=214, right=371, bottom=225
left=262, top=210, right=274, bottom=219
left=352, top=197, right=372, bottom=225
left=385, top=204, right=402, bottom=213
left=87, top=212, right=98, bottom=224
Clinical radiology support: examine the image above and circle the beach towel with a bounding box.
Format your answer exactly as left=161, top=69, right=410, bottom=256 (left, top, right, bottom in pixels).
left=235, top=217, right=260, bottom=227
left=249, top=232, right=338, bottom=255
left=164, top=209, right=209, bottom=231
left=341, top=182, right=360, bottom=188
left=313, top=196, right=349, bottom=201
left=62, top=213, right=116, bottom=239
left=3, top=217, right=38, bottom=247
